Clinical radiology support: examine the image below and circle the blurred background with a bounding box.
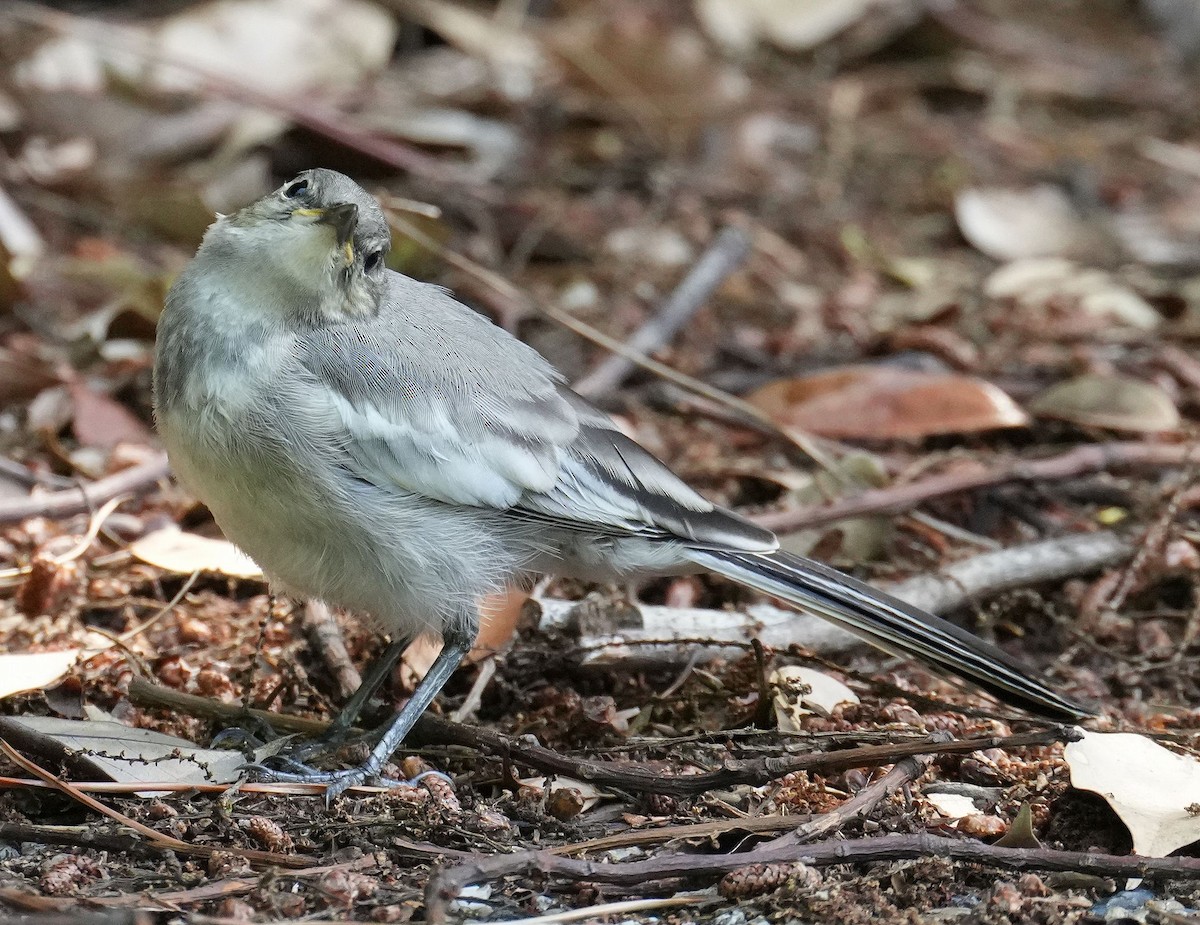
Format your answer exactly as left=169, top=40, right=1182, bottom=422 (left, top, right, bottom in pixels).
left=3, top=0, right=1200, bottom=745
left=3, top=0, right=1200, bottom=470
left=3, top=1, right=1200, bottom=915
left=3, top=0, right=1200, bottom=475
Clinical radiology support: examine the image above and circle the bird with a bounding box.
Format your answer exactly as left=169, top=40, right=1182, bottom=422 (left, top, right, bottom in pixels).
left=153, top=168, right=1090, bottom=799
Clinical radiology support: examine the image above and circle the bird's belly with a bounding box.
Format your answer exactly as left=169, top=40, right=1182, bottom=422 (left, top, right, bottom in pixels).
left=159, top=410, right=521, bottom=637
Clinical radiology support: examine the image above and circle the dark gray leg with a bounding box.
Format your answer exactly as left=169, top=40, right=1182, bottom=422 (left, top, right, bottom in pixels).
left=252, top=627, right=475, bottom=803
left=284, top=636, right=410, bottom=762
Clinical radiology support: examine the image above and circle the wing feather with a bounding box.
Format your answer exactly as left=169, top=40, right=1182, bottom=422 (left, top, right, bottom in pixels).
left=298, top=275, right=775, bottom=552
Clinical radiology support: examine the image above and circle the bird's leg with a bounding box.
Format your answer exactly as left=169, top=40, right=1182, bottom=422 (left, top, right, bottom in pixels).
left=278, top=636, right=410, bottom=764
left=250, top=627, right=475, bottom=803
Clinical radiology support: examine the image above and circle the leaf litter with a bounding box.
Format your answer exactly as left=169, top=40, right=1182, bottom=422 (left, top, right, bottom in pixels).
left=0, top=0, right=1199, bottom=921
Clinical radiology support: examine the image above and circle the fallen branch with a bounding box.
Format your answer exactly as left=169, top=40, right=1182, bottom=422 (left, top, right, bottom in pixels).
left=301, top=600, right=361, bottom=700
left=763, top=752, right=933, bottom=849
left=128, top=678, right=1076, bottom=798
left=573, top=226, right=752, bottom=398
left=0, top=821, right=167, bottom=859
left=425, top=831, right=1200, bottom=921
left=0, top=454, right=170, bottom=526
left=754, top=442, right=1193, bottom=534
left=534, top=531, right=1130, bottom=664
left=0, top=738, right=312, bottom=868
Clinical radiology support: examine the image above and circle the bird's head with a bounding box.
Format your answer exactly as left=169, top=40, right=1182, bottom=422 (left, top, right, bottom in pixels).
left=209, top=168, right=393, bottom=322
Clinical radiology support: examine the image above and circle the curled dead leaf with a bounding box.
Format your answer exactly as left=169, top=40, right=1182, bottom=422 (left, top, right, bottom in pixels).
left=771, top=665, right=858, bottom=731
left=955, top=186, right=1083, bottom=261
left=1029, top=374, right=1181, bottom=433
left=1066, top=731, right=1200, bottom=857
left=129, top=527, right=262, bottom=579
left=747, top=365, right=1028, bottom=439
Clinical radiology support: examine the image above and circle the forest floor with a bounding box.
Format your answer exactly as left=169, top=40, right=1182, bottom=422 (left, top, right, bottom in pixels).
left=3, top=0, right=1200, bottom=921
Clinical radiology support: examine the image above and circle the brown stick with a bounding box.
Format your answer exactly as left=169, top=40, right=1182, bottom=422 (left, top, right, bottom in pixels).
left=301, top=601, right=361, bottom=700
left=129, top=678, right=1077, bottom=798
left=754, top=441, right=1193, bottom=534
left=0, top=738, right=312, bottom=868
left=0, top=454, right=170, bottom=526
left=425, top=832, right=1200, bottom=921
left=573, top=226, right=752, bottom=398
left=763, top=752, right=932, bottom=849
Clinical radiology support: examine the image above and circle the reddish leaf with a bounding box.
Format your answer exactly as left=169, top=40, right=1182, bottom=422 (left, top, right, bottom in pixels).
left=69, top=381, right=153, bottom=448
left=748, top=365, right=1029, bottom=439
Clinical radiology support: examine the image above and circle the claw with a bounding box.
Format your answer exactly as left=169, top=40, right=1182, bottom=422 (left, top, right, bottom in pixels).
left=241, top=761, right=450, bottom=805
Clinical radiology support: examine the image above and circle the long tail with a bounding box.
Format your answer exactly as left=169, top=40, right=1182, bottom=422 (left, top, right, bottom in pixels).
left=687, top=548, right=1090, bottom=721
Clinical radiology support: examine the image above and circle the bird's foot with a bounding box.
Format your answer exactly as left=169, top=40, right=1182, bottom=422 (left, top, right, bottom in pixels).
left=243, top=759, right=451, bottom=805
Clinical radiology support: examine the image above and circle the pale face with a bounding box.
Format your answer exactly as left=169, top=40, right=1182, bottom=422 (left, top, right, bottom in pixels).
left=216, top=172, right=391, bottom=321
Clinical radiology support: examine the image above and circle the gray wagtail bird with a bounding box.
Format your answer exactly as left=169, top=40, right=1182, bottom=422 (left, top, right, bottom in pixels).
left=153, top=169, right=1089, bottom=798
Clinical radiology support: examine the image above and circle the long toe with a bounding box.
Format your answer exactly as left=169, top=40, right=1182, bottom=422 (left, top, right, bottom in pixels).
left=241, top=760, right=423, bottom=804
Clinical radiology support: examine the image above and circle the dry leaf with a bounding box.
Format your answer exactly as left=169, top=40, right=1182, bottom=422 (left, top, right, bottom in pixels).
left=771, top=665, right=858, bottom=731
left=926, top=792, right=979, bottom=820
left=517, top=775, right=607, bottom=813
left=0, top=650, right=82, bottom=699
left=69, top=381, right=154, bottom=449
left=747, top=365, right=1028, bottom=439
left=129, top=527, right=262, bottom=579
left=1066, top=731, right=1200, bottom=857
left=984, top=258, right=1161, bottom=331
left=1029, top=374, right=1181, bottom=433
left=695, top=0, right=893, bottom=53
left=956, top=186, right=1083, bottom=261
left=0, top=715, right=243, bottom=790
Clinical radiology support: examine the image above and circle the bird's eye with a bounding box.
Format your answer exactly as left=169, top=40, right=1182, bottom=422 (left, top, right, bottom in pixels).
left=364, top=250, right=384, bottom=272
left=283, top=179, right=308, bottom=198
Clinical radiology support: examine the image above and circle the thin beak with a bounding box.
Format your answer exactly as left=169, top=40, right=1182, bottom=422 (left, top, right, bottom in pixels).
left=315, top=203, right=359, bottom=247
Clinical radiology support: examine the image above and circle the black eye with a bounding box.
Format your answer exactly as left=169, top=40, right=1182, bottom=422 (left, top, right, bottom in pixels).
left=364, top=250, right=384, bottom=272
left=283, top=179, right=308, bottom=198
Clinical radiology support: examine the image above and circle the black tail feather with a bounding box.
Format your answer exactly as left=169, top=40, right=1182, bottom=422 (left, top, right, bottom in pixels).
left=688, top=548, right=1090, bottom=722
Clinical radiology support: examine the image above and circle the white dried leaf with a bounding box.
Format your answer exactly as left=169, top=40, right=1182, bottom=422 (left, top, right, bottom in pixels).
left=925, top=792, right=979, bottom=820
left=696, top=0, right=878, bottom=53
left=130, top=527, right=262, bottom=579
left=0, top=650, right=81, bottom=699
left=956, top=186, right=1083, bottom=261
left=1065, top=731, right=1200, bottom=857
left=771, top=665, right=858, bottom=731
left=517, top=776, right=606, bottom=811
left=0, top=716, right=243, bottom=791
left=984, top=258, right=1160, bottom=331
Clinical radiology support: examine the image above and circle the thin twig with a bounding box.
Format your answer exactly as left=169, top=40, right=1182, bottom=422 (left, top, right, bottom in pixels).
left=128, top=677, right=1077, bottom=798
left=502, top=895, right=707, bottom=925
left=764, top=752, right=933, bottom=849
left=548, top=812, right=815, bottom=857
left=0, top=454, right=169, bottom=526
left=425, top=831, right=1200, bottom=920
left=0, top=775, right=355, bottom=795
left=301, top=601, right=361, bottom=700
left=573, top=226, right=752, bottom=398
left=95, top=855, right=381, bottom=911
left=0, top=739, right=312, bottom=868
left=754, top=441, right=1195, bottom=534
left=548, top=756, right=929, bottom=858
left=0, top=821, right=170, bottom=859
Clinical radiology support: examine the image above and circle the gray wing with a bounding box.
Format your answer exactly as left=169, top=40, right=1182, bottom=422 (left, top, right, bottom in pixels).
left=298, top=275, right=775, bottom=552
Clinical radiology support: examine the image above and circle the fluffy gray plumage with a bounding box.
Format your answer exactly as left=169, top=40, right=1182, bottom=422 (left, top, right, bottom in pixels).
left=154, top=169, right=1087, bottom=795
